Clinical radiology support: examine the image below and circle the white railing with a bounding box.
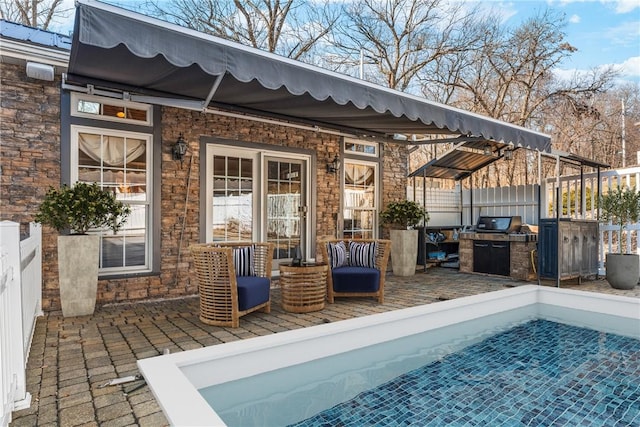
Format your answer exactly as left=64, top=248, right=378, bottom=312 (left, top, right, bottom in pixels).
left=0, top=221, right=42, bottom=427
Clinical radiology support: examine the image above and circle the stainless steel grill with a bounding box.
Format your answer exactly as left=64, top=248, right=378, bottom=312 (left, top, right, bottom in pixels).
left=474, top=216, right=522, bottom=233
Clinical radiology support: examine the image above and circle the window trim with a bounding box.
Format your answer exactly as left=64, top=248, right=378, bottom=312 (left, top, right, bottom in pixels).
left=342, top=158, right=380, bottom=239
left=201, top=140, right=315, bottom=262
left=63, top=91, right=160, bottom=278
left=70, top=124, right=154, bottom=275
left=71, top=92, right=153, bottom=126
left=343, top=137, right=379, bottom=158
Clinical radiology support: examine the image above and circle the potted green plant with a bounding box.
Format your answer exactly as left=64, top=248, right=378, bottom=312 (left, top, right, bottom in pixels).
left=35, top=182, right=130, bottom=316
left=599, top=185, right=640, bottom=290
left=379, top=200, right=428, bottom=276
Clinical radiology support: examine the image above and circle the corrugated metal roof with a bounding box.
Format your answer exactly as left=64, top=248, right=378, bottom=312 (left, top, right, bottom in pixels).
left=409, top=139, right=515, bottom=181
left=0, top=19, right=71, bottom=50
left=409, top=140, right=610, bottom=181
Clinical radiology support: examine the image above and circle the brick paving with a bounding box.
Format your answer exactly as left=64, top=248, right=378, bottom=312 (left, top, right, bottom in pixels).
left=10, top=268, right=639, bottom=426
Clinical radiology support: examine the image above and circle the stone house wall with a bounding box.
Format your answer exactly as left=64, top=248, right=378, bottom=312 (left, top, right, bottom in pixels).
left=1, top=63, right=63, bottom=311
left=0, top=63, right=409, bottom=311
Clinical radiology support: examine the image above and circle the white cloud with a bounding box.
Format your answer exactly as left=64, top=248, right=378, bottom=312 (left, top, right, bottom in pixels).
left=568, top=14, right=581, bottom=23
left=603, top=20, right=640, bottom=47
left=612, top=0, right=640, bottom=13
left=618, top=56, right=640, bottom=78
left=550, top=0, right=640, bottom=14
left=553, top=56, right=640, bottom=85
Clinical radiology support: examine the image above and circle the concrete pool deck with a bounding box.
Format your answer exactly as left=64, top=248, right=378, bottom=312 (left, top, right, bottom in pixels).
left=9, top=268, right=640, bottom=426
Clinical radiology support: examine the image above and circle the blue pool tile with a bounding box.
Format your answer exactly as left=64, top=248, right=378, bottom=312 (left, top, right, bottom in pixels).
left=289, top=319, right=640, bottom=427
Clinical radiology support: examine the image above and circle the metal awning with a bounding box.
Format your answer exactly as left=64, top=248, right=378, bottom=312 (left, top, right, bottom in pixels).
left=67, top=0, right=551, bottom=151
left=409, top=138, right=518, bottom=180
left=409, top=140, right=609, bottom=181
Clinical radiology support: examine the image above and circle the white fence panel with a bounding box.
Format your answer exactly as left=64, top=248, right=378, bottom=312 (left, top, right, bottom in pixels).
left=408, top=184, right=461, bottom=226
left=408, top=183, right=539, bottom=227
left=466, top=184, right=539, bottom=225
left=19, top=223, right=42, bottom=356
left=0, top=221, right=39, bottom=427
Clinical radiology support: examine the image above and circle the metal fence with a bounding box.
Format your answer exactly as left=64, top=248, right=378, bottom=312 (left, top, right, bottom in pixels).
left=0, top=221, right=42, bottom=426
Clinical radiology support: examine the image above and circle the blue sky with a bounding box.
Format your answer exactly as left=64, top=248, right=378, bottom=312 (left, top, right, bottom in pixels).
left=52, top=0, right=640, bottom=84
left=487, top=0, right=640, bottom=83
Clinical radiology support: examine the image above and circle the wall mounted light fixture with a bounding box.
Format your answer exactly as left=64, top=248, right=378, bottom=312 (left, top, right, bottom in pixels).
left=26, top=61, right=54, bottom=81
left=326, top=154, right=341, bottom=174
left=503, top=148, right=514, bottom=161
left=483, top=144, right=492, bottom=156
left=172, top=133, right=188, bottom=164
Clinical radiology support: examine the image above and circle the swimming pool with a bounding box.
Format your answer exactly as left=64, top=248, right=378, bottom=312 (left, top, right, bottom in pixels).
left=287, top=319, right=640, bottom=426
left=136, top=285, right=640, bottom=426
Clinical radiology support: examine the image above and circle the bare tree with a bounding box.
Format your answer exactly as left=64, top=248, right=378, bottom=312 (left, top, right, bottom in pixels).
left=327, top=0, right=480, bottom=91
left=419, top=9, right=617, bottom=186
left=0, top=0, right=71, bottom=30
left=546, top=83, right=640, bottom=170
left=142, top=0, right=339, bottom=61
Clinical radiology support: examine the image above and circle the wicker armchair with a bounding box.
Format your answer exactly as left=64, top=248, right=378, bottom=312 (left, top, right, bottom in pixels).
left=318, top=238, right=391, bottom=304
left=189, top=242, right=274, bottom=327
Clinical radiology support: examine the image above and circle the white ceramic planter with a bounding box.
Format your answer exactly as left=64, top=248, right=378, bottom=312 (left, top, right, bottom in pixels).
left=58, top=235, right=100, bottom=317
left=389, top=229, right=418, bottom=276
left=605, top=253, right=640, bottom=290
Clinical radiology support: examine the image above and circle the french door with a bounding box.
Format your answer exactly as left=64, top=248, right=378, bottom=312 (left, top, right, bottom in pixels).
left=205, top=145, right=309, bottom=266
left=265, top=157, right=307, bottom=264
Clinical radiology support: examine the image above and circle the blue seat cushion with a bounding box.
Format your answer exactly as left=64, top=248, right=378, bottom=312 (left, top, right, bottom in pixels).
left=332, top=266, right=380, bottom=293
left=236, top=276, right=270, bottom=311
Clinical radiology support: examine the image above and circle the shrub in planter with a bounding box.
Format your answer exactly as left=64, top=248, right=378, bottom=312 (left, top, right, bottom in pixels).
left=35, top=182, right=130, bottom=235
left=599, top=186, right=640, bottom=290
left=379, top=200, right=428, bottom=276
left=379, top=200, right=428, bottom=230
left=35, top=182, right=130, bottom=316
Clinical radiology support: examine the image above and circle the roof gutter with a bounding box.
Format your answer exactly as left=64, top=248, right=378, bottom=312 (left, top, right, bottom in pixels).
left=0, top=37, right=70, bottom=70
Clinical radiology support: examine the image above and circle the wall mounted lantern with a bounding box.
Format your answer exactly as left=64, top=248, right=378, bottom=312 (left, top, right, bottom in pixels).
left=172, top=133, right=188, bottom=164
left=326, top=154, right=341, bottom=174
left=503, top=148, right=514, bottom=161
left=483, top=144, right=492, bottom=156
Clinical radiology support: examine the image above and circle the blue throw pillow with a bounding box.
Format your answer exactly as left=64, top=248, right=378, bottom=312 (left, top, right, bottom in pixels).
left=233, top=245, right=254, bottom=276
left=349, top=241, right=377, bottom=268
left=326, top=241, right=347, bottom=269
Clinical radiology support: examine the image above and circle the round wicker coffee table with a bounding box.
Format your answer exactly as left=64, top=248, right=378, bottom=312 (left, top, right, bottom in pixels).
left=279, top=264, right=328, bottom=313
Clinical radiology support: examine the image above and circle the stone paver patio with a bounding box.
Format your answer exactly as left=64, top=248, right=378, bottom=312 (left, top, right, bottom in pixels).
left=10, top=268, right=639, bottom=426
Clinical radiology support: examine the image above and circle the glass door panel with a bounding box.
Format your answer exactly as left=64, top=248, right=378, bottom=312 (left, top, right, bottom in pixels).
left=266, top=158, right=304, bottom=264
left=212, top=155, right=253, bottom=241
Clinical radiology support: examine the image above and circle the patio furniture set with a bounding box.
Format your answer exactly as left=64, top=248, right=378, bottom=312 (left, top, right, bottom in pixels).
left=189, top=239, right=391, bottom=327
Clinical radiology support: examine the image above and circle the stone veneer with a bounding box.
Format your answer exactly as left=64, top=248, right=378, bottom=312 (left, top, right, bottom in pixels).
left=0, top=63, right=409, bottom=311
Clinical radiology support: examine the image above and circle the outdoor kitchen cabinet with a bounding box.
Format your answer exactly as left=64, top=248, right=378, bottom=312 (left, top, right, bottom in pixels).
left=539, top=218, right=598, bottom=281
left=473, top=240, right=510, bottom=276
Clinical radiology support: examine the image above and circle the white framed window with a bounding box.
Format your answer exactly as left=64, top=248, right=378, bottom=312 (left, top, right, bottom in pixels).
left=343, top=159, right=379, bottom=239
left=70, top=125, right=153, bottom=274
left=71, top=93, right=152, bottom=126
left=344, top=138, right=378, bottom=157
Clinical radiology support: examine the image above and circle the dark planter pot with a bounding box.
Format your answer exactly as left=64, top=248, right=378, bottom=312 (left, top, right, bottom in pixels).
left=605, top=253, right=640, bottom=290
